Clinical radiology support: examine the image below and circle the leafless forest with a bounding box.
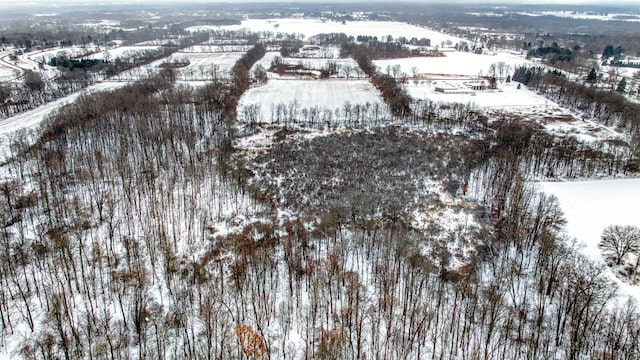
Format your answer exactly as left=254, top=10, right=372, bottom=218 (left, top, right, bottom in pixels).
left=1, top=2, right=640, bottom=359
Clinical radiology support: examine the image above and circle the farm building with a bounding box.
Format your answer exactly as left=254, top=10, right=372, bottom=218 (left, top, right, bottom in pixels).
left=464, top=79, right=488, bottom=91
left=434, top=82, right=475, bottom=94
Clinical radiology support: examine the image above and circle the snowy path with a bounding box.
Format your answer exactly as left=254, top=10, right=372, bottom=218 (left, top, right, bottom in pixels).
left=0, top=51, right=23, bottom=81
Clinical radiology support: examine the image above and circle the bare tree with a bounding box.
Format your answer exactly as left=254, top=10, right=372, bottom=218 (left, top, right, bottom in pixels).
left=599, top=225, right=640, bottom=265
left=24, top=70, right=44, bottom=93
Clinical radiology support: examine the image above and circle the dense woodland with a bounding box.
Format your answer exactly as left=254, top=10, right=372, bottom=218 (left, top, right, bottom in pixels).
left=1, top=3, right=640, bottom=360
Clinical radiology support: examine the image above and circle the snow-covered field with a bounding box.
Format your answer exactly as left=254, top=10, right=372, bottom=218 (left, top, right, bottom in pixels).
left=0, top=63, right=19, bottom=82
left=180, top=44, right=254, bottom=53
left=188, top=18, right=465, bottom=46
left=281, top=57, right=358, bottom=71
left=168, top=52, right=243, bottom=80
left=408, top=81, right=549, bottom=108
left=86, top=45, right=162, bottom=61
left=251, top=51, right=280, bottom=72
left=28, top=45, right=101, bottom=62
left=114, top=51, right=243, bottom=81
left=519, top=10, right=640, bottom=23
left=238, top=79, right=387, bottom=123
left=373, top=51, right=534, bottom=78
left=293, top=45, right=340, bottom=59
left=601, top=64, right=640, bottom=81
left=133, top=38, right=187, bottom=46
left=539, top=179, right=640, bottom=299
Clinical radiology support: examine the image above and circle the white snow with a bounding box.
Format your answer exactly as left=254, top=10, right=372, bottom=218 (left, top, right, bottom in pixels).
left=0, top=50, right=58, bottom=81
left=0, top=82, right=126, bottom=136
left=408, top=81, right=550, bottom=108
left=28, top=45, right=101, bottom=62
left=0, top=64, right=19, bottom=82
left=86, top=45, right=162, bottom=61
left=180, top=44, right=254, bottom=53
left=539, top=179, right=640, bottom=300
left=114, top=51, right=243, bottom=81
left=167, top=52, right=243, bottom=80
left=520, top=11, right=640, bottom=23
left=373, top=51, right=533, bottom=78
left=251, top=51, right=281, bottom=73
left=281, top=57, right=359, bottom=72
left=188, top=18, right=465, bottom=46
left=238, top=79, right=387, bottom=123
left=0, top=81, right=129, bottom=163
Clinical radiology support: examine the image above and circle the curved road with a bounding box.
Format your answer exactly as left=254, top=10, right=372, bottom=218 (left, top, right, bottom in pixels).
left=0, top=49, right=24, bottom=81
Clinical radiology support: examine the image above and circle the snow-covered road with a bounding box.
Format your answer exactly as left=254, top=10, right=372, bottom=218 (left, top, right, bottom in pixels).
left=0, top=81, right=127, bottom=136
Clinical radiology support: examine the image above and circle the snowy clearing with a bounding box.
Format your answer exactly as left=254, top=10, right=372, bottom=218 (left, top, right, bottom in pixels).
left=167, top=52, right=243, bottom=80
left=519, top=11, right=640, bottom=23
left=281, top=57, right=358, bottom=71
left=539, top=179, right=640, bottom=300
left=188, top=18, right=465, bottom=46
left=86, top=45, right=162, bottom=61
left=373, top=51, right=534, bottom=78
left=238, top=79, right=388, bottom=124
left=27, top=45, right=101, bottom=62
left=251, top=51, right=280, bottom=72
left=408, top=80, right=549, bottom=108
left=0, top=59, right=20, bottom=82
left=114, top=51, right=243, bottom=81
left=180, top=44, right=254, bottom=53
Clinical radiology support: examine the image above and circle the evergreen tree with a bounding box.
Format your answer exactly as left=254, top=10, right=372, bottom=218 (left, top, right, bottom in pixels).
left=587, top=68, right=597, bottom=83
left=602, top=45, right=615, bottom=59
left=616, top=77, right=627, bottom=93
left=489, top=77, right=497, bottom=89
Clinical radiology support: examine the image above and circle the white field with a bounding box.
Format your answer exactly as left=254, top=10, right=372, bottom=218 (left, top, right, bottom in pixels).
left=203, top=39, right=250, bottom=45
left=408, top=78, right=625, bottom=145
left=188, top=18, right=465, bottom=46
left=373, top=51, right=533, bottom=78
left=539, top=179, right=640, bottom=300
left=251, top=51, right=280, bottom=72
left=181, top=44, right=254, bottom=53
left=0, top=67, right=17, bottom=81
left=281, top=57, right=358, bottom=71
left=600, top=64, right=640, bottom=81
left=238, top=79, right=387, bottom=123
left=293, top=45, right=341, bottom=59
left=0, top=50, right=22, bottom=81
left=28, top=45, right=101, bottom=62
left=520, top=11, right=640, bottom=23
left=168, top=52, right=243, bottom=80
left=408, top=80, right=549, bottom=108
left=86, top=45, right=162, bottom=61
left=114, top=51, right=243, bottom=81
left=134, top=38, right=189, bottom=46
